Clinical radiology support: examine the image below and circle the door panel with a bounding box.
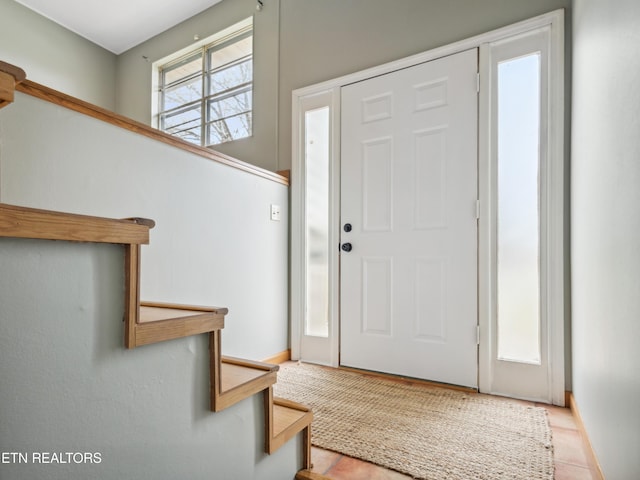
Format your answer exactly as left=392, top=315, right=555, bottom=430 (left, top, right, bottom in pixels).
left=340, top=49, right=479, bottom=388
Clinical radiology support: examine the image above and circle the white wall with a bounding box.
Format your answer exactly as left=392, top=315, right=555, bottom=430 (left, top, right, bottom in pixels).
left=571, top=0, right=640, bottom=478
left=0, top=92, right=289, bottom=361
left=0, top=237, right=300, bottom=480
left=0, top=0, right=117, bottom=109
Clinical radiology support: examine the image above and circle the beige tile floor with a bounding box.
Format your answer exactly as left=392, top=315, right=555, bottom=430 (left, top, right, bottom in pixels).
left=308, top=400, right=599, bottom=480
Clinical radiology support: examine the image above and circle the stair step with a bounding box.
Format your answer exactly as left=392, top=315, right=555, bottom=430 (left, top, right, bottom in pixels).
left=220, top=358, right=278, bottom=395
left=209, top=343, right=278, bottom=412
left=295, top=470, right=333, bottom=480
left=273, top=398, right=312, bottom=440
left=132, top=302, right=226, bottom=347
left=139, top=302, right=224, bottom=323
left=266, top=389, right=313, bottom=459
left=110, top=214, right=312, bottom=471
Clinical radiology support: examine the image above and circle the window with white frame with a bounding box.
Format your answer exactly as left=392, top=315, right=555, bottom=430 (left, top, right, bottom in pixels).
left=157, top=19, right=253, bottom=146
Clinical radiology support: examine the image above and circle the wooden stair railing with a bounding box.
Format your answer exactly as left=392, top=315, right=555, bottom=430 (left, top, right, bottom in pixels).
left=0, top=203, right=151, bottom=244
left=0, top=61, right=26, bottom=110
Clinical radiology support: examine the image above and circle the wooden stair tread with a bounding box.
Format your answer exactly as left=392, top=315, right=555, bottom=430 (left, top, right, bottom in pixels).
left=273, top=401, right=312, bottom=437
left=295, top=470, right=333, bottom=480
left=220, top=360, right=278, bottom=393
left=267, top=394, right=313, bottom=456
left=139, top=303, right=224, bottom=324
left=131, top=302, right=226, bottom=348
left=210, top=353, right=278, bottom=412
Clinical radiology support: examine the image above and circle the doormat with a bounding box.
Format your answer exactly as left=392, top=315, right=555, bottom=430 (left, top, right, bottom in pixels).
left=274, top=362, right=554, bottom=480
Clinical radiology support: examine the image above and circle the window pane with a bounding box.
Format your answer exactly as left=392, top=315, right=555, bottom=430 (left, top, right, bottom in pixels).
left=207, top=112, right=252, bottom=145
left=163, top=53, right=202, bottom=86
left=173, top=127, right=202, bottom=145
left=209, top=58, right=252, bottom=96
left=207, top=89, right=252, bottom=121
left=304, top=107, right=330, bottom=337
left=161, top=105, right=201, bottom=145
left=208, top=35, right=252, bottom=70
left=163, top=75, right=202, bottom=110
left=497, top=53, right=541, bottom=364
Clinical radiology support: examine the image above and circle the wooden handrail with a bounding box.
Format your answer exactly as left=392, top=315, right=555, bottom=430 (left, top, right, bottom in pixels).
left=0, top=203, right=152, bottom=245
left=0, top=61, right=26, bottom=83
left=0, top=61, right=26, bottom=109
left=14, top=79, right=289, bottom=187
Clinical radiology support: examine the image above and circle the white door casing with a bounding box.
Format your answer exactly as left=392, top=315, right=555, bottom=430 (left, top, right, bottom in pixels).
left=478, top=22, right=565, bottom=404
left=340, top=49, right=479, bottom=388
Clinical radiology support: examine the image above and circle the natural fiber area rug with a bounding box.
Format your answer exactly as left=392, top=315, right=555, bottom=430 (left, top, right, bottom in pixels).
left=274, top=362, right=554, bottom=480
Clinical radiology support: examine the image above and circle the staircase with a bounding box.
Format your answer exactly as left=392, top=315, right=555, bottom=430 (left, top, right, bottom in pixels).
left=0, top=202, right=315, bottom=477
left=0, top=62, right=323, bottom=478
left=122, top=233, right=313, bottom=467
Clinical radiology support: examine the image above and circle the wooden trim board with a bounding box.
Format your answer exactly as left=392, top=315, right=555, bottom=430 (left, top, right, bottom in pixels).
left=568, top=392, right=606, bottom=480
left=262, top=349, right=291, bottom=365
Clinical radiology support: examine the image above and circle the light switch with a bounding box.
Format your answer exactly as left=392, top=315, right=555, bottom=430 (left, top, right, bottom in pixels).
left=270, top=204, right=281, bottom=221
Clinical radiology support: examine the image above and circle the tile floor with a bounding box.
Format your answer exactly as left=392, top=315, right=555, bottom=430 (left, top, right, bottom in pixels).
left=307, top=399, right=600, bottom=480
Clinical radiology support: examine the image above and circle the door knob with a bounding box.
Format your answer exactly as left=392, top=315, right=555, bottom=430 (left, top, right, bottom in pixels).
left=341, top=243, right=352, bottom=252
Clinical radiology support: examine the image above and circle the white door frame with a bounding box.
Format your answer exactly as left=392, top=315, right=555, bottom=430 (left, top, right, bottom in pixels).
left=291, top=9, right=565, bottom=404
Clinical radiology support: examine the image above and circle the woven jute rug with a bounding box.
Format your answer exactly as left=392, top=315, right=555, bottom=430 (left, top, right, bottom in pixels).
left=274, top=362, right=554, bottom=480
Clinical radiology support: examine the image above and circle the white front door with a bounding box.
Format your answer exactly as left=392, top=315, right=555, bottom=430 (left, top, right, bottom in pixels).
left=340, top=49, right=479, bottom=388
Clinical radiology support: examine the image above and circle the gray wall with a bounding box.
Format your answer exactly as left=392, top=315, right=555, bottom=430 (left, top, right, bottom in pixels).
left=2, top=0, right=572, bottom=172
left=0, top=238, right=301, bottom=480
left=571, top=0, right=640, bottom=478
left=115, top=0, right=571, bottom=172
left=0, top=0, right=117, bottom=109
left=277, top=0, right=571, bottom=170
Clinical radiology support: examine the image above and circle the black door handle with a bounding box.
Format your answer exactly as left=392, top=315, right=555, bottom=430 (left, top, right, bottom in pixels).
left=341, top=243, right=352, bottom=252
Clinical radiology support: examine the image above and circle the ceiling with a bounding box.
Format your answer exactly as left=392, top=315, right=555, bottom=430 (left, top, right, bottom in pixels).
left=15, top=0, right=225, bottom=55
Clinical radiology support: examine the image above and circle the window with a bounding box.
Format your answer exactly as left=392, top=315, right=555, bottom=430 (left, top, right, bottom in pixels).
left=291, top=89, right=338, bottom=366
left=157, top=19, right=253, bottom=146
left=304, top=106, right=330, bottom=338
left=479, top=14, right=566, bottom=405
left=496, top=52, right=542, bottom=364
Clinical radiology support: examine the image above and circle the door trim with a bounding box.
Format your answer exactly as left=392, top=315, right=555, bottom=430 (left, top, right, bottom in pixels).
left=478, top=18, right=565, bottom=405
left=291, top=89, right=341, bottom=366
left=291, top=9, right=565, bottom=403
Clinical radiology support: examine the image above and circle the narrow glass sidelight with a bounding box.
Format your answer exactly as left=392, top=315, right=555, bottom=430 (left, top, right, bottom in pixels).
left=496, top=53, right=542, bottom=364
left=304, top=106, right=330, bottom=337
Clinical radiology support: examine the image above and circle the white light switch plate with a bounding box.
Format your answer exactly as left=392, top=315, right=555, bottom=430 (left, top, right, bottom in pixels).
left=270, top=204, right=281, bottom=221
